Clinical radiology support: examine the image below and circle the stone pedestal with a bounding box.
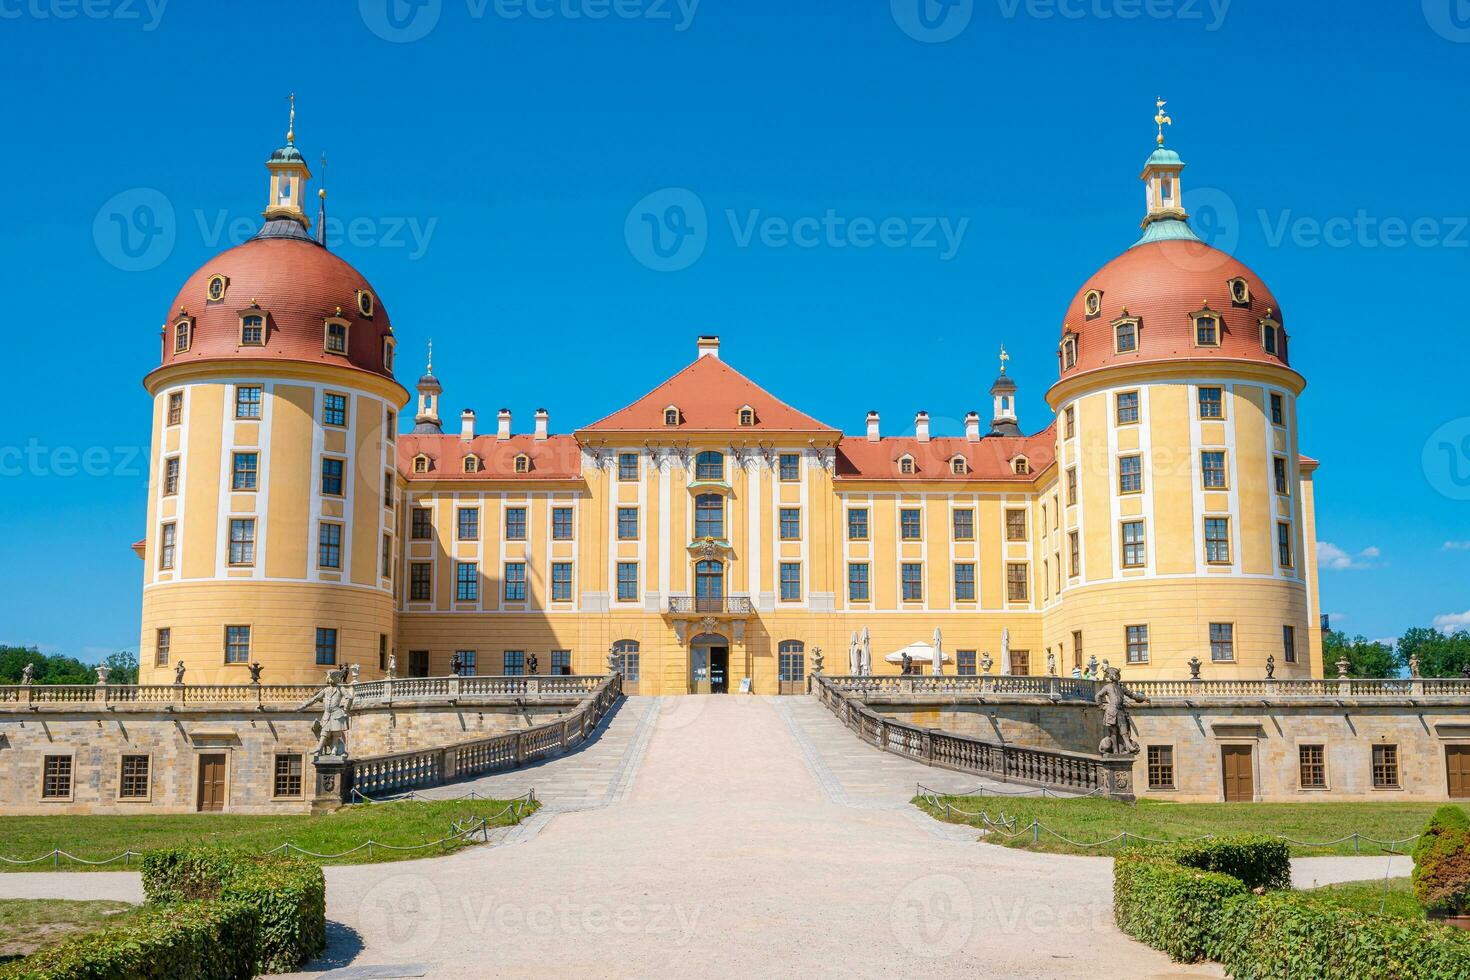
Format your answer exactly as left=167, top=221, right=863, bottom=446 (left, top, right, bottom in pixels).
left=310, top=755, right=351, bottom=812
left=1098, top=755, right=1137, bottom=802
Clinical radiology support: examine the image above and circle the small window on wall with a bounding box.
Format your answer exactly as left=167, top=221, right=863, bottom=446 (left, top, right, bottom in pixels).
left=900, top=508, right=922, bottom=540
left=318, top=522, right=342, bottom=569
left=1116, top=391, right=1140, bottom=425
left=409, top=562, right=431, bottom=600
left=1005, top=563, right=1028, bottom=602
left=324, top=319, right=349, bottom=354
left=42, top=755, right=72, bottom=799
left=514, top=454, right=531, bottom=474
left=119, top=755, right=150, bottom=799
left=1204, top=517, right=1231, bottom=564
left=1062, top=336, right=1077, bottom=370
left=1118, top=455, right=1143, bottom=494
left=1147, top=746, right=1174, bottom=790
left=1197, top=386, right=1224, bottom=420
left=695, top=451, right=723, bottom=480
left=240, top=313, right=265, bottom=346
left=663, top=407, right=680, bottom=427
left=462, top=455, right=480, bottom=474
left=953, top=563, right=976, bottom=601
left=848, top=563, right=870, bottom=602
left=1278, top=522, right=1294, bottom=568
left=224, top=624, right=251, bottom=663
left=1372, top=744, right=1399, bottom=788
left=235, top=385, right=263, bottom=420
left=457, top=562, right=480, bottom=601
left=1005, top=509, right=1026, bottom=541
left=504, top=563, right=527, bottom=601
left=412, top=508, right=433, bottom=539
left=503, top=650, right=526, bottom=676
left=779, top=563, right=802, bottom=601
left=901, top=563, right=923, bottom=602
left=1299, top=745, right=1326, bottom=789
left=1120, top=520, right=1146, bottom=568
left=1126, top=624, right=1149, bottom=663
left=1274, top=456, right=1289, bottom=495
left=163, top=456, right=180, bottom=495
left=1013, top=457, right=1030, bottom=475
left=413, top=455, right=430, bottom=474
left=847, top=508, right=869, bottom=541
left=1270, top=393, right=1285, bottom=426
left=738, top=407, right=755, bottom=427
left=383, top=339, right=395, bottom=372
left=956, top=650, right=976, bottom=676
left=1209, top=622, right=1234, bottom=662
left=232, top=452, right=258, bottom=491
left=173, top=318, right=192, bottom=353
left=1283, top=625, right=1297, bottom=663
left=167, top=391, right=183, bottom=426
left=551, top=562, right=573, bottom=601
left=898, top=455, right=916, bottom=475
left=320, top=458, right=345, bottom=496
left=1201, top=451, right=1227, bottom=490
left=1193, top=312, right=1220, bottom=347
left=323, top=392, right=348, bottom=427
left=552, top=650, right=572, bottom=675
left=618, top=453, right=638, bottom=481
left=274, top=755, right=304, bottom=798
left=952, top=509, right=974, bottom=540
left=779, top=453, right=800, bottom=481
left=155, top=628, right=171, bottom=667
left=315, top=627, right=338, bottom=665
left=1064, top=405, right=1075, bottom=439
left=1114, top=318, right=1139, bottom=353
left=1261, top=320, right=1282, bottom=356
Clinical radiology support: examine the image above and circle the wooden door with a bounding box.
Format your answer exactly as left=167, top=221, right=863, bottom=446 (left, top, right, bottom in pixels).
left=1221, top=745, right=1254, bottom=802
left=197, top=754, right=227, bottom=812
left=1448, top=746, right=1470, bottom=799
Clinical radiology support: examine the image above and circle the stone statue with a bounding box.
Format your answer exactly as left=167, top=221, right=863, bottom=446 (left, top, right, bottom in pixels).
left=1335, top=656, right=1350, bottom=679
left=527, top=654, right=539, bottom=676
left=95, top=665, right=110, bottom=685
left=450, top=652, right=464, bottom=676
left=173, top=661, right=186, bottom=685
left=1461, top=661, right=1470, bottom=680
left=1265, top=654, right=1276, bottom=679
left=848, top=631, right=860, bottom=676
left=299, top=668, right=354, bottom=759
left=901, top=652, right=913, bottom=676
left=1101, top=658, right=1111, bottom=677
left=348, top=663, right=361, bottom=685
left=1046, top=651, right=1056, bottom=676
left=1085, top=654, right=1098, bottom=679
left=980, top=651, right=993, bottom=675
left=20, top=663, right=34, bottom=685
left=811, top=647, right=824, bottom=675
left=1095, top=666, right=1148, bottom=755
left=1409, top=654, right=1421, bottom=679
left=248, top=662, right=263, bottom=685
left=1188, top=656, right=1202, bottom=680
left=386, top=652, right=397, bottom=679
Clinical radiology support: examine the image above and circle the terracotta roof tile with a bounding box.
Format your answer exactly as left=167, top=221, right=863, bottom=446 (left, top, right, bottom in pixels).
left=835, top=425, right=1056, bottom=482
left=580, top=356, right=837, bottom=433
left=398, top=434, right=582, bottom=481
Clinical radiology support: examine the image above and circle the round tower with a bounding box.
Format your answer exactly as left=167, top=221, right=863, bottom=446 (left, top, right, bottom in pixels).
left=137, top=106, right=409, bottom=685
left=1043, top=110, right=1320, bottom=679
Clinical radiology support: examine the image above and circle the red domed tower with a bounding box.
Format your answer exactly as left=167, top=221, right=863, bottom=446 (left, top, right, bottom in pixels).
left=1043, top=107, right=1322, bottom=679
left=137, top=106, right=410, bottom=685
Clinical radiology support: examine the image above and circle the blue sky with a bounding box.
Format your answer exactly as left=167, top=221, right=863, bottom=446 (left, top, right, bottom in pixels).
left=1, top=0, right=1467, bottom=659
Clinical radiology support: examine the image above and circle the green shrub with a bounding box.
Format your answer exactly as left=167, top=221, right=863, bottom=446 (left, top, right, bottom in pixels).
left=0, top=900, right=256, bottom=980
left=142, top=849, right=325, bottom=974
left=1157, top=835, right=1292, bottom=891
left=1114, top=854, right=1248, bottom=962
left=1214, top=891, right=1470, bottom=980
left=1413, top=808, right=1470, bottom=917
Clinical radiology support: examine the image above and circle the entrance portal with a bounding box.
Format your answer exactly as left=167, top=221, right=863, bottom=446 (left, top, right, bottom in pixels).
left=710, top=649, right=729, bottom=693
left=690, top=633, right=730, bottom=694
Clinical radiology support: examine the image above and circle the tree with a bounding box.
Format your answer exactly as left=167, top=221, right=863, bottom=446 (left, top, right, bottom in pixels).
left=0, top=645, right=139, bottom=685
left=103, top=650, right=139, bottom=685
left=1397, top=627, right=1470, bottom=678
left=1322, top=629, right=1397, bottom=678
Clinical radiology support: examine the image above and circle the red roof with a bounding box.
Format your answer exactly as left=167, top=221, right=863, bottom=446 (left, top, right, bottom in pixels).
left=580, top=356, right=837, bottom=433
left=836, top=425, right=1056, bottom=482
left=398, top=433, right=582, bottom=480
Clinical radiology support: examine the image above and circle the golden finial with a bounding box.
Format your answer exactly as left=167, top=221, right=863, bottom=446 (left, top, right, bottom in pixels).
left=427, top=339, right=433, bottom=374
left=286, top=92, right=295, bottom=144
left=998, top=344, right=1010, bottom=375
left=1154, top=98, right=1172, bottom=146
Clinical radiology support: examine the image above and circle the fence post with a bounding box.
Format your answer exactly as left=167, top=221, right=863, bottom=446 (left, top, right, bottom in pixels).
left=1354, top=832, right=1360, bottom=855
left=1032, top=822, right=1040, bottom=844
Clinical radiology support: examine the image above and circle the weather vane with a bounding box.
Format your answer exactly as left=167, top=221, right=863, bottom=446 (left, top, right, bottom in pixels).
left=1154, top=98, right=1172, bottom=146
left=998, top=344, right=1010, bottom=375
left=287, top=92, right=296, bottom=144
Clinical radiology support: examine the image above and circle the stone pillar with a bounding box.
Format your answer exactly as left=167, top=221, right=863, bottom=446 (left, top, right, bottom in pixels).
left=310, top=755, right=351, bottom=813
left=1099, top=756, right=1136, bottom=802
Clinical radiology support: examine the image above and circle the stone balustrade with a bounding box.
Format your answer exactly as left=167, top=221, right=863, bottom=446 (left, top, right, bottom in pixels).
left=818, top=674, right=1470, bottom=703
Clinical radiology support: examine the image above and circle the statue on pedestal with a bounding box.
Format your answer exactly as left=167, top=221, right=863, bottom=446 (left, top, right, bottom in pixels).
left=980, top=651, right=993, bottom=675
left=1409, top=654, right=1421, bottom=679
left=1085, top=654, right=1098, bottom=679
left=173, top=662, right=186, bottom=686
left=1095, top=666, right=1148, bottom=755
left=1046, top=651, right=1056, bottom=676
left=1188, top=656, right=1202, bottom=680
left=900, top=651, right=913, bottom=676
left=811, top=647, right=824, bottom=675
left=248, top=662, right=263, bottom=685
left=95, top=665, right=111, bottom=685
left=1265, top=654, right=1276, bottom=679
left=527, top=654, right=539, bottom=676
left=20, top=663, right=34, bottom=685
left=386, top=652, right=397, bottom=679
left=299, top=668, right=354, bottom=759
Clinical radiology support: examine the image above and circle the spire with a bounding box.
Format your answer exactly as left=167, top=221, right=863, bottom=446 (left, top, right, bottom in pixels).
left=413, top=341, right=443, bottom=435
left=1154, top=97, right=1172, bottom=147
left=1132, top=97, right=1200, bottom=248
left=316, top=153, right=327, bottom=245
left=258, top=94, right=315, bottom=241
left=990, top=344, right=1020, bottom=437
left=287, top=92, right=296, bottom=145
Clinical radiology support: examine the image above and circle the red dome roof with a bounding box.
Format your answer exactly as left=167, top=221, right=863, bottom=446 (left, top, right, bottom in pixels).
left=159, top=236, right=394, bottom=380
left=1058, top=239, right=1288, bottom=378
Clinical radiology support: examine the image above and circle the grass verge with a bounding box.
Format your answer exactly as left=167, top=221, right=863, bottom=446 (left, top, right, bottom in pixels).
left=1299, top=876, right=1424, bottom=921
left=0, top=900, right=136, bottom=960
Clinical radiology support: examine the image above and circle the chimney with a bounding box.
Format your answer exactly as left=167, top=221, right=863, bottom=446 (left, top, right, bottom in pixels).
left=696, top=335, right=720, bottom=360
left=497, top=408, right=511, bottom=440
left=534, top=408, right=549, bottom=441
left=460, top=409, right=476, bottom=442
left=866, top=411, right=880, bottom=442
left=964, top=411, right=980, bottom=442
left=914, top=411, right=930, bottom=443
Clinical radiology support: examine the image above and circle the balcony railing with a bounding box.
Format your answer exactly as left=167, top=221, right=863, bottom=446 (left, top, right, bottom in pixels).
left=818, top=674, right=1470, bottom=702
left=666, top=594, right=755, bottom=616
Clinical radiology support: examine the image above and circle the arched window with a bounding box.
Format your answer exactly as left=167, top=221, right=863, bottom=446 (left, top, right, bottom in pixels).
left=463, top=454, right=480, bottom=473
left=695, top=560, right=724, bottom=605
left=898, top=455, right=915, bottom=475
left=664, top=406, right=680, bottom=426
left=950, top=456, right=968, bottom=475
left=412, top=454, right=430, bottom=473
left=694, top=493, right=724, bottom=538
left=738, top=406, right=755, bottom=426
left=1260, top=318, right=1282, bottom=357
left=514, top=454, right=531, bottom=474
left=778, top=640, right=805, bottom=685
left=695, top=451, right=723, bottom=480
left=173, top=319, right=192, bottom=354
left=611, top=639, right=640, bottom=682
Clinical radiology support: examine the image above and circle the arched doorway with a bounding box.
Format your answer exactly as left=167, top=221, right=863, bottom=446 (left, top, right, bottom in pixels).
left=690, top=631, right=729, bottom=694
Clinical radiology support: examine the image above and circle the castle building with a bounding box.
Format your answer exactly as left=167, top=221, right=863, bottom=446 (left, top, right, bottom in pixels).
left=136, top=113, right=1323, bottom=693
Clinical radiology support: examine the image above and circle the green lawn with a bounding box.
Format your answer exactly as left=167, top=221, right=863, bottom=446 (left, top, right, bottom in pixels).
left=0, top=798, right=536, bottom=871
left=0, top=900, right=137, bottom=960
left=915, top=795, right=1459, bottom=857
left=1300, top=877, right=1424, bottom=921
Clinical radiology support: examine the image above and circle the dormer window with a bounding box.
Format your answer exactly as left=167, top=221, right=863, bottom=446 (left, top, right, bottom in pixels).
left=356, top=290, right=375, bottom=318
left=1228, top=277, right=1250, bottom=306
left=240, top=313, right=265, bottom=346
left=1260, top=318, right=1282, bottom=357
left=950, top=456, right=968, bottom=475
left=206, top=274, right=229, bottom=303
left=514, top=454, right=531, bottom=474
left=1083, top=289, right=1102, bottom=319
left=1061, top=335, right=1077, bottom=370
left=412, top=454, right=430, bottom=474
left=382, top=337, right=395, bottom=371
left=1013, top=456, right=1030, bottom=475
left=738, top=406, right=755, bottom=427
left=1114, top=317, right=1139, bottom=354
left=173, top=318, right=192, bottom=354
left=1192, top=310, right=1220, bottom=347
left=463, top=454, right=480, bottom=474
left=324, top=318, right=349, bottom=355
left=663, top=406, right=680, bottom=427
left=898, top=455, right=915, bottom=475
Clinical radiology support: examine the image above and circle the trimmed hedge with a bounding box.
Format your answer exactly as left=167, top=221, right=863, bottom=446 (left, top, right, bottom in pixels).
left=0, top=900, right=256, bottom=980
left=1157, top=835, right=1292, bottom=891
left=1214, top=891, right=1470, bottom=980
left=142, top=849, right=326, bottom=974
left=1413, top=805, right=1470, bottom=917
left=1114, top=854, right=1248, bottom=961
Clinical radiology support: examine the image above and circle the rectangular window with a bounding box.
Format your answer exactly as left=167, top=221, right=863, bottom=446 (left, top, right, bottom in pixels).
left=1011, top=650, right=1031, bottom=675
left=382, top=471, right=394, bottom=509
left=952, top=509, right=974, bottom=541
left=1283, top=624, right=1298, bottom=663
left=901, top=563, right=924, bottom=602
left=1273, top=456, right=1289, bottom=495
left=617, top=507, right=638, bottom=540
left=1006, top=563, right=1028, bottom=602
left=381, top=533, right=392, bottom=579
left=154, top=627, right=171, bottom=667
left=1126, top=624, right=1149, bottom=664
left=1115, top=319, right=1138, bottom=353
left=551, top=650, right=572, bottom=675
left=505, top=506, right=527, bottom=541
left=230, top=452, right=258, bottom=491
left=957, top=650, right=977, bottom=676
left=42, top=755, right=72, bottom=799
left=325, top=321, right=348, bottom=354
left=451, top=508, right=477, bottom=541
left=1120, top=520, right=1146, bottom=568
left=224, top=624, right=251, bottom=663
left=315, top=627, right=337, bottom=665
left=1064, top=405, right=1076, bottom=439
left=234, top=385, right=262, bottom=420
left=1277, top=522, right=1294, bottom=568
left=953, top=563, right=976, bottom=601
left=1205, top=517, right=1231, bottom=564
left=779, top=562, right=802, bottom=601
left=1068, top=531, right=1080, bottom=577
left=502, top=650, right=526, bottom=676
left=318, top=522, right=342, bottom=569
left=1201, top=450, right=1227, bottom=489
left=847, top=508, right=869, bottom=540
left=551, top=562, right=573, bottom=601
left=163, top=456, right=180, bottom=495
left=900, top=508, right=922, bottom=540
left=274, top=755, right=304, bottom=798
left=552, top=507, right=574, bottom=540
left=1372, top=744, right=1399, bottom=788
left=379, top=634, right=388, bottom=671
left=778, top=453, right=800, bottom=481
left=1195, top=314, right=1219, bottom=346
left=616, top=562, right=638, bottom=601
left=454, top=650, right=477, bottom=676
left=1270, top=393, right=1285, bottom=426
left=323, top=392, right=348, bottom=427
left=779, top=508, right=801, bottom=540
left=385, top=409, right=396, bottom=440
left=456, top=562, right=479, bottom=601
left=412, top=508, right=433, bottom=539
left=1299, top=745, right=1326, bottom=789
left=1118, top=455, right=1142, bottom=494
left=409, top=562, right=431, bottom=601
left=1197, top=386, right=1224, bottom=420
left=167, top=391, right=183, bottom=426
left=1066, top=467, right=1077, bottom=506
left=158, top=522, right=177, bottom=570
left=1005, top=509, right=1027, bottom=541
left=228, top=518, right=255, bottom=565
left=1116, top=391, right=1140, bottom=424
left=1072, top=630, right=1083, bottom=669
left=320, top=457, right=344, bottom=497
left=119, top=755, right=150, bottom=799
left=1147, top=746, right=1174, bottom=790
left=694, top=494, right=723, bottom=538
left=504, top=562, right=527, bottom=601
left=617, top=453, right=638, bottom=481
left=848, top=563, right=869, bottom=602
left=1209, top=622, right=1235, bottom=661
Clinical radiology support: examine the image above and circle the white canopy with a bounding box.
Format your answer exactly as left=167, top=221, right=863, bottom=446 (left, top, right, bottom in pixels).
left=883, top=641, right=953, bottom=664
